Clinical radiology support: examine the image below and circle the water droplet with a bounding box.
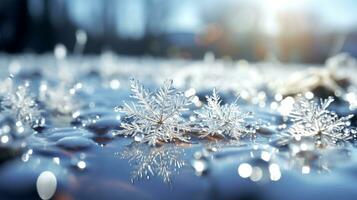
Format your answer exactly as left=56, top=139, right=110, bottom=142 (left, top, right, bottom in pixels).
left=185, top=88, right=196, bottom=97
left=15, top=121, right=23, bottom=127
left=1, top=135, right=9, bottom=144
left=72, top=111, right=81, bottom=119
left=17, top=126, right=24, bottom=134
left=134, top=134, right=144, bottom=142
left=110, top=79, right=121, bottom=90
left=238, top=163, right=252, bottom=178
left=274, top=93, right=283, bottom=101
left=21, top=153, right=30, bottom=162
left=304, top=91, right=314, bottom=99
left=250, top=167, right=263, bottom=182
left=261, top=151, right=271, bottom=161
left=269, top=163, right=281, bottom=181
left=36, top=171, right=57, bottom=200
left=77, top=161, right=87, bottom=170
left=302, top=165, right=310, bottom=174
left=53, top=157, right=60, bottom=165
left=54, top=44, right=67, bottom=59
left=192, top=159, right=208, bottom=176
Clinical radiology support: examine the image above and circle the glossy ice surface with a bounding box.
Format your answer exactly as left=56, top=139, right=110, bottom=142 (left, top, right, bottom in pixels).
left=0, top=53, right=356, bottom=200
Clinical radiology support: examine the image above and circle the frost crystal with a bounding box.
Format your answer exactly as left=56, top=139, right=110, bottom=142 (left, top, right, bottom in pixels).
left=119, top=144, right=185, bottom=183
left=114, top=78, right=192, bottom=146
left=195, top=89, right=256, bottom=140
left=1, top=83, right=43, bottom=128
left=288, top=96, right=355, bottom=147
left=39, top=82, right=79, bottom=115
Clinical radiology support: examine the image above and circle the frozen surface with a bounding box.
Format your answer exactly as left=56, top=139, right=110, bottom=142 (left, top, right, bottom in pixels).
left=0, top=53, right=356, bottom=200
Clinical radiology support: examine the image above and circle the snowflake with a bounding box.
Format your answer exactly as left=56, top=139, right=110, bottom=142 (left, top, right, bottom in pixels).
left=39, top=82, right=79, bottom=115
left=195, top=89, right=256, bottom=140
left=119, top=144, right=185, bottom=183
left=113, top=78, right=192, bottom=146
left=287, top=95, right=355, bottom=147
left=1, top=82, right=43, bottom=128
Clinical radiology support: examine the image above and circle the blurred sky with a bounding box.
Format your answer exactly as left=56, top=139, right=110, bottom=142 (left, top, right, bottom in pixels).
left=52, top=0, right=357, bottom=36
left=1, top=0, right=357, bottom=63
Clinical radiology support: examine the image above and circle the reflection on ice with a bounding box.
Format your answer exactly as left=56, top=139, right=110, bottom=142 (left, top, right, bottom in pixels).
left=118, top=143, right=185, bottom=184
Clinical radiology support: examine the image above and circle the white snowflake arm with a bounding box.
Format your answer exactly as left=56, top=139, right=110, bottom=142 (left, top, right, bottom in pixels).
left=114, top=78, right=192, bottom=146
left=195, top=89, right=256, bottom=140
left=287, top=95, right=355, bottom=147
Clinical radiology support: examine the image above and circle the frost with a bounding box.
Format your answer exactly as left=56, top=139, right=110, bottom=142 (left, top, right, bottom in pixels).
left=288, top=95, right=355, bottom=147
left=1, top=82, right=43, bottom=128
left=113, top=78, right=192, bottom=146
left=119, top=144, right=185, bottom=183
left=195, top=89, right=256, bottom=140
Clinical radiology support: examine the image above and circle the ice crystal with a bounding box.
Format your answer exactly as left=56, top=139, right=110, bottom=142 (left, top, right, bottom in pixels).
left=113, top=78, right=192, bottom=146
left=288, top=96, right=355, bottom=147
left=119, top=144, right=185, bottom=183
left=195, top=89, right=256, bottom=140
left=1, top=82, right=43, bottom=128
left=39, top=82, right=79, bottom=115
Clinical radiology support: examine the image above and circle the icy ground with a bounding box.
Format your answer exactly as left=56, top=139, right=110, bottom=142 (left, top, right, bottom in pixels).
left=0, top=52, right=356, bottom=200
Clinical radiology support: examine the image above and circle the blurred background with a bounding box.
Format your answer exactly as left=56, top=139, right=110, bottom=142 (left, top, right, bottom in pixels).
left=1, top=0, right=357, bottom=63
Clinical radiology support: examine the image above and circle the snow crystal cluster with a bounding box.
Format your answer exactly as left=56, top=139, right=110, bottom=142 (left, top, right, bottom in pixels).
left=39, top=82, right=80, bottom=115
left=195, top=89, right=256, bottom=139
left=287, top=96, right=355, bottom=147
left=113, top=78, right=192, bottom=146
left=116, top=78, right=356, bottom=148
left=1, top=79, right=44, bottom=128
